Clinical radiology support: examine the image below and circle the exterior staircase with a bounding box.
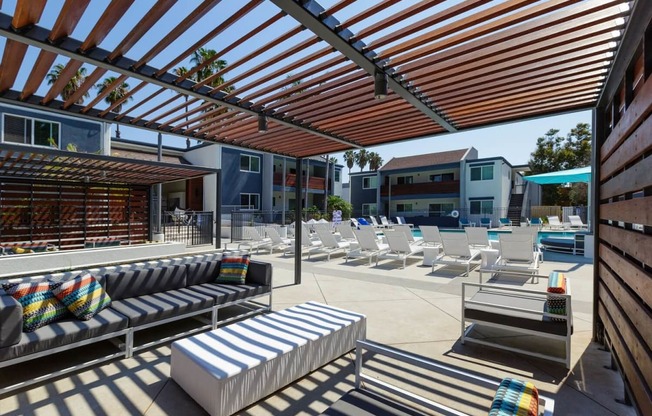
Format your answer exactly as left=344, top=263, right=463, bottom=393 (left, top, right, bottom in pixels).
left=507, top=193, right=524, bottom=226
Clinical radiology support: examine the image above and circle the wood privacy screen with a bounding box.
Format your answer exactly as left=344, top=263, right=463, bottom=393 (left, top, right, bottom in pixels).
left=595, top=14, right=652, bottom=415
left=0, top=181, right=150, bottom=250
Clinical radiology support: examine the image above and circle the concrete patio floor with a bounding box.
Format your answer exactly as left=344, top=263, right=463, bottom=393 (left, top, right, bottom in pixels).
left=0, top=248, right=634, bottom=415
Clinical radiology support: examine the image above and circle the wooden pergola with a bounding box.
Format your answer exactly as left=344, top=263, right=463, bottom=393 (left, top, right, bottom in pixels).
left=1, top=2, right=651, bottom=411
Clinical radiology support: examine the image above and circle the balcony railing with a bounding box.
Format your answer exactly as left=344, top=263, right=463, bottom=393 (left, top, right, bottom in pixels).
left=273, top=173, right=326, bottom=190
left=380, top=180, right=460, bottom=196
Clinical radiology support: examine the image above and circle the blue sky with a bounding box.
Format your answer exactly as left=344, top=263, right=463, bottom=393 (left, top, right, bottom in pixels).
left=0, top=1, right=594, bottom=182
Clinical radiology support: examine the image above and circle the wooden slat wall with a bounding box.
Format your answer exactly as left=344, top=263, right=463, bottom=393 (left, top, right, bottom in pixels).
left=596, top=16, right=652, bottom=414
left=0, top=181, right=149, bottom=249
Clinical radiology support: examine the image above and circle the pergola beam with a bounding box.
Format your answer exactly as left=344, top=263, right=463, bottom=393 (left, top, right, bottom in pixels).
left=0, top=13, right=363, bottom=150
left=271, top=0, right=457, bottom=133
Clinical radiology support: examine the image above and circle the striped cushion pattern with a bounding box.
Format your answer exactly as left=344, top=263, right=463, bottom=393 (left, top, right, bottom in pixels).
left=546, top=272, right=567, bottom=293
left=547, top=272, right=567, bottom=321
left=2, top=281, right=69, bottom=332
left=489, top=377, right=539, bottom=416
left=216, top=253, right=250, bottom=284
left=51, top=274, right=112, bottom=320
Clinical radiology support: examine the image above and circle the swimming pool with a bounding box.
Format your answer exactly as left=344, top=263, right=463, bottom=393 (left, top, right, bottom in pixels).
left=411, top=228, right=578, bottom=244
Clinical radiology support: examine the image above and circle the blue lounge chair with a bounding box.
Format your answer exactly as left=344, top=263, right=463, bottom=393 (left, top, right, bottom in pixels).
left=459, top=218, right=475, bottom=228
left=498, top=217, right=512, bottom=227
left=479, top=218, right=492, bottom=228
left=528, top=217, right=543, bottom=228
left=357, top=217, right=370, bottom=226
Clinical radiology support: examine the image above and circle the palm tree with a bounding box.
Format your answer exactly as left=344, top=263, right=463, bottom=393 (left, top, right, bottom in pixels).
left=190, top=48, right=229, bottom=89
left=356, top=149, right=369, bottom=172
left=46, top=64, right=89, bottom=104
left=174, top=66, right=192, bottom=148
left=343, top=150, right=356, bottom=173
left=368, top=152, right=384, bottom=171
left=96, top=76, right=132, bottom=139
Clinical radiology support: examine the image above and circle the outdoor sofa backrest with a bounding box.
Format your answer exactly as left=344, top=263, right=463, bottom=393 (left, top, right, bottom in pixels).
left=104, top=265, right=188, bottom=301
left=186, top=259, right=272, bottom=287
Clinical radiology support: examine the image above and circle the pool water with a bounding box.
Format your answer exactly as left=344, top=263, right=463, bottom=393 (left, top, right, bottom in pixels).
left=411, top=228, right=578, bottom=244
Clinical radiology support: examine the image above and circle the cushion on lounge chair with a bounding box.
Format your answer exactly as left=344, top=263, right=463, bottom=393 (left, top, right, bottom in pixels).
left=547, top=272, right=567, bottom=321
left=2, top=282, right=70, bottom=332
left=216, top=253, right=250, bottom=284
left=489, top=377, right=539, bottom=416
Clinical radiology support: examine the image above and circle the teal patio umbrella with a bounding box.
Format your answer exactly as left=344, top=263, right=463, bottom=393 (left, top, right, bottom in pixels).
left=523, top=166, right=592, bottom=228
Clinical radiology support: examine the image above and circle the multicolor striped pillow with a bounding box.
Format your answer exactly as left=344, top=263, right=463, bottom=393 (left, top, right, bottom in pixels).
left=547, top=272, right=567, bottom=321
left=216, top=253, right=250, bottom=284
left=489, top=377, right=539, bottom=416
left=51, top=274, right=112, bottom=321
left=2, top=281, right=70, bottom=332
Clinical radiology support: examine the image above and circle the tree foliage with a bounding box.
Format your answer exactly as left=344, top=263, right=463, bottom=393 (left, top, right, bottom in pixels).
left=327, top=195, right=353, bottom=220
left=356, top=149, right=369, bottom=172
left=528, top=122, right=591, bottom=206
left=46, top=64, right=89, bottom=104
left=368, top=152, right=383, bottom=171
left=96, top=76, right=133, bottom=138
left=343, top=150, right=356, bottom=172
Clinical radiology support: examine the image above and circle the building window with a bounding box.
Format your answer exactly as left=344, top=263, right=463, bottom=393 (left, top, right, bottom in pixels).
left=396, top=176, right=413, bottom=185
left=396, top=203, right=413, bottom=213
left=470, top=200, right=493, bottom=215
left=362, top=176, right=377, bottom=189
left=335, top=170, right=341, bottom=182
left=429, top=173, right=454, bottom=182
left=362, top=203, right=377, bottom=215
left=428, top=203, right=454, bottom=217
left=240, top=193, right=260, bottom=210
left=2, top=114, right=60, bottom=147
left=470, top=165, right=493, bottom=181
left=240, top=154, right=260, bottom=173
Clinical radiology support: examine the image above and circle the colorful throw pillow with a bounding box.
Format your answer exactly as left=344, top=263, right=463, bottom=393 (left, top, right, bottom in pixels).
left=489, top=377, right=539, bottom=416
left=547, top=272, right=567, bottom=321
left=2, top=281, right=69, bottom=332
left=51, top=274, right=111, bottom=321
left=216, top=253, right=250, bottom=284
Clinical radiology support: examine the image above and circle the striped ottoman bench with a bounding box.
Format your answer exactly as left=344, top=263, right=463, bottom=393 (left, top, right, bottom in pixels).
left=171, top=301, right=366, bottom=416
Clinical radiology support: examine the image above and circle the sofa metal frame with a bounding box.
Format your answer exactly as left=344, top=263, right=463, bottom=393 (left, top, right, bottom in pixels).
left=0, top=260, right=273, bottom=396
left=326, top=340, right=555, bottom=415
left=461, top=280, right=572, bottom=369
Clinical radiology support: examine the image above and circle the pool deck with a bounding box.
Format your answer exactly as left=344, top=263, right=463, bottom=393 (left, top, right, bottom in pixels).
left=0, top=246, right=633, bottom=416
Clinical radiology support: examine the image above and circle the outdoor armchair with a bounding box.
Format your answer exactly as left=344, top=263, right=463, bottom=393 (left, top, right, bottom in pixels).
left=480, top=217, right=493, bottom=228
left=459, top=218, right=476, bottom=228
left=498, top=217, right=512, bottom=227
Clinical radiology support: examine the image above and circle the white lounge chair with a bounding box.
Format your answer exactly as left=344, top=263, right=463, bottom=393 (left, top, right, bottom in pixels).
left=336, top=223, right=358, bottom=243
left=393, top=224, right=422, bottom=245
left=346, top=228, right=389, bottom=265
left=419, top=225, right=442, bottom=247
left=485, top=234, right=540, bottom=283
left=368, top=216, right=387, bottom=229
left=264, top=227, right=292, bottom=253
left=465, top=227, right=491, bottom=248
left=379, top=215, right=393, bottom=228
left=285, top=225, right=322, bottom=255
left=239, top=226, right=273, bottom=253
left=432, top=233, right=481, bottom=276
left=568, top=215, right=588, bottom=229
left=376, top=230, right=424, bottom=269
left=395, top=216, right=414, bottom=228
left=510, top=226, right=543, bottom=263
left=309, top=228, right=351, bottom=261
left=546, top=215, right=565, bottom=230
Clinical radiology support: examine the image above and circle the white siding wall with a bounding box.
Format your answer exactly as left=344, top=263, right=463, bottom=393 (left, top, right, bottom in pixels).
left=184, top=144, right=221, bottom=214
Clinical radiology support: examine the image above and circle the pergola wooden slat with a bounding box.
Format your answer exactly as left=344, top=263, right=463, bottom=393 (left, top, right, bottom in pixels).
left=0, top=0, right=633, bottom=158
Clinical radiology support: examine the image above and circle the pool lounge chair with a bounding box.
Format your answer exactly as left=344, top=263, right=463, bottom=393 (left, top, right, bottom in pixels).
left=335, top=223, right=358, bottom=243
left=309, top=228, right=351, bottom=261
left=395, top=216, right=414, bottom=228
left=465, top=227, right=491, bottom=249
left=546, top=215, right=566, bottom=230
left=346, top=227, right=389, bottom=265
left=393, top=224, right=423, bottom=245
left=419, top=225, right=442, bottom=247
left=368, top=216, right=387, bottom=229
left=481, top=234, right=540, bottom=283
left=511, top=226, right=543, bottom=263
left=459, top=218, right=475, bottom=228
left=285, top=225, right=322, bottom=255
left=432, top=233, right=481, bottom=276
left=528, top=217, right=543, bottom=229
left=479, top=217, right=492, bottom=228
left=239, top=226, right=274, bottom=253
left=379, top=215, right=393, bottom=228
left=568, top=215, right=588, bottom=229
left=376, top=230, right=424, bottom=269
left=498, top=217, right=512, bottom=227
left=263, top=227, right=292, bottom=253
